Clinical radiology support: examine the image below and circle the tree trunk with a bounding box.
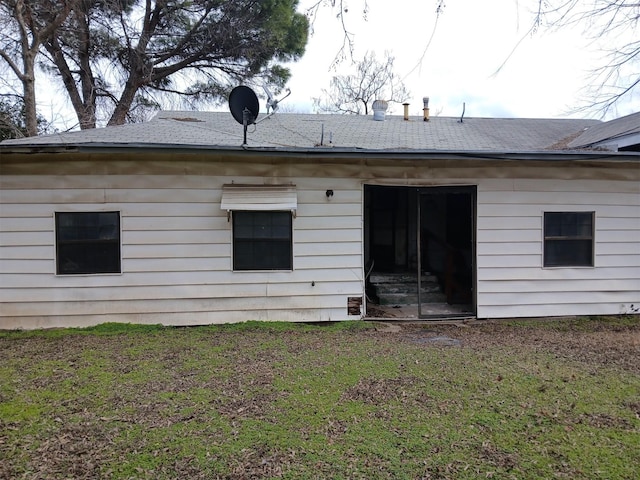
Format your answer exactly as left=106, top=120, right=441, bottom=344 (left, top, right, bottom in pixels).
left=76, top=8, right=96, bottom=129
left=21, top=50, right=38, bottom=137
left=107, top=8, right=158, bottom=127
left=45, top=38, right=96, bottom=130
left=13, top=0, right=38, bottom=136
left=3, top=0, right=76, bottom=135
left=107, top=77, right=139, bottom=126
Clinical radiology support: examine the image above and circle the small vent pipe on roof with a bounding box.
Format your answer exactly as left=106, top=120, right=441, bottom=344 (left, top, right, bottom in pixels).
left=403, top=102, right=410, bottom=121
left=423, top=97, right=430, bottom=122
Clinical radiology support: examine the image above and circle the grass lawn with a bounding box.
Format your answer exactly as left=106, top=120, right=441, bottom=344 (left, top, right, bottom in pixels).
left=1, top=317, right=639, bottom=479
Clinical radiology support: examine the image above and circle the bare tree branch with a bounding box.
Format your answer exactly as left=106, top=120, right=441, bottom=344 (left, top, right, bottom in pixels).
left=532, top=0, right=640, bottom=116
left=313, top=51, right=410, bottom=115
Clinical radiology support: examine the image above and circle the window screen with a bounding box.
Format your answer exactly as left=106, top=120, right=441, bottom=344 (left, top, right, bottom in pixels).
left=233, top=211, right=292, bottom=270
left=56, top=212, right=121, bottom=274
left=543, top=212, right=594, bottom=267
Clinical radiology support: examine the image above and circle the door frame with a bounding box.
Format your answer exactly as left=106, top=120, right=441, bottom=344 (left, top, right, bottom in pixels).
left=364, top=184, right=477, bottom=319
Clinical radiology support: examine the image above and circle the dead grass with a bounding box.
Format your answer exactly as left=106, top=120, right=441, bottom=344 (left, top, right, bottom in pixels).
left=0, top=316, right=638, bottom=479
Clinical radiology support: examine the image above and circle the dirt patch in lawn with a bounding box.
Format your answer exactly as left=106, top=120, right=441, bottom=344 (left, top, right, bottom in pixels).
left=341, top=376, right=433, bottom=406
left=399, top=318, right=640, bottom=375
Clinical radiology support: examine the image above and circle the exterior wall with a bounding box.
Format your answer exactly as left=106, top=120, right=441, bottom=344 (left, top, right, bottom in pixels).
left=1, top=154, right=639, bottom=328
left=0, top=163, right=364, bottom=329
left=476, top=178, right=640, bottom=318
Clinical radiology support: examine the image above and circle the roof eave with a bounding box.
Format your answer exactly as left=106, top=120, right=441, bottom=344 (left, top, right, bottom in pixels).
left=1, top=142, right=639, bottom=163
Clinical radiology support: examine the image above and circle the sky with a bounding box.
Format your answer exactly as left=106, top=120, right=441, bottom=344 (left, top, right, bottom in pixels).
left=278, top=0, right=637, bottom=120
left=32, top=0, right=638, bottom=129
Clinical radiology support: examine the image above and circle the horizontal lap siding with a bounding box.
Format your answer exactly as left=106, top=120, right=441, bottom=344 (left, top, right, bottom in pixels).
left=0, top=172, right=363, bottom=328
left=3, top=165, right=639, bottom=327
left=476, top=179, right=640, bottom=318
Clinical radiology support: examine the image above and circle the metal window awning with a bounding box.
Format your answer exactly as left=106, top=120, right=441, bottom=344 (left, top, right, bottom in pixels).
left=220, top=184, right=297, bottom=214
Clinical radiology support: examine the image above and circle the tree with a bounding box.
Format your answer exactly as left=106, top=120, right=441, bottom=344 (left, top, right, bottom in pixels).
left=0, top=95, right=53, bottom=140
left=1, top=0, right=308, bottom=132
left=313, top=51, right=409, bottom=115
left=518, top=1, right=639, bottom=115
left=48, top=0, right=308, bottom=128
left=0, top=0, right=75, bottom=136
left=0, top=97, right=25, bottom=140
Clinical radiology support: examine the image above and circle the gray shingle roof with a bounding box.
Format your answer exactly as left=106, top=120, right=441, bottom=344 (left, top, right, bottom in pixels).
left=567, top=111, right=640, bottom=150
left=1, top=111, right=603, bottom=152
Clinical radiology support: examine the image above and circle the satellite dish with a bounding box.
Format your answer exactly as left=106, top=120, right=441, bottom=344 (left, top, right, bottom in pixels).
left=229, top=86, right=259, bottom=124
left=229, top=86, right=260, bottom=145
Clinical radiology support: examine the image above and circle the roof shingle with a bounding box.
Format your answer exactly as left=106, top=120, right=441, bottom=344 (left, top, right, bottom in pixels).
left=0, top=111, right=604, bottom=152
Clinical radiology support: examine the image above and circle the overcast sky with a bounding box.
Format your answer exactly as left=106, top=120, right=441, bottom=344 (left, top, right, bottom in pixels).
left=280, top=0, right=637, bottom=120
left=35, top=0, right=637, bottom=129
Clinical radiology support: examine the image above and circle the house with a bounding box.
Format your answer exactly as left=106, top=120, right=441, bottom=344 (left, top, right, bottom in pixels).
left=1, top=109, right=639, bottom=329
left=567, top=111, right=640, bottom=151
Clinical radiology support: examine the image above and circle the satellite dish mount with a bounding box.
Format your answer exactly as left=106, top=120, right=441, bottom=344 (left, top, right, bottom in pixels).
left=229, top=86, right=260, bottom=146
left=263, top=85, right=291, bottom=114
left=241, top=108, right=253, bottom=144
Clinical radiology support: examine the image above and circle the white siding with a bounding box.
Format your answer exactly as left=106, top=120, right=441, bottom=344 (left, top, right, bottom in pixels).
left=2, top=161, right=639, bottom=328
left=0, top=170, right=364, bottom=328
left=476, top=179, right=640, bottom=318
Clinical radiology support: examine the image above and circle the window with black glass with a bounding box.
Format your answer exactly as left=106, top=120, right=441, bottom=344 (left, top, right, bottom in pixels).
left=233, top=211, right=292, bottom=270
left=543, top=212, right=594, bottom=267
left=55, top=212, right=121, bottom=274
